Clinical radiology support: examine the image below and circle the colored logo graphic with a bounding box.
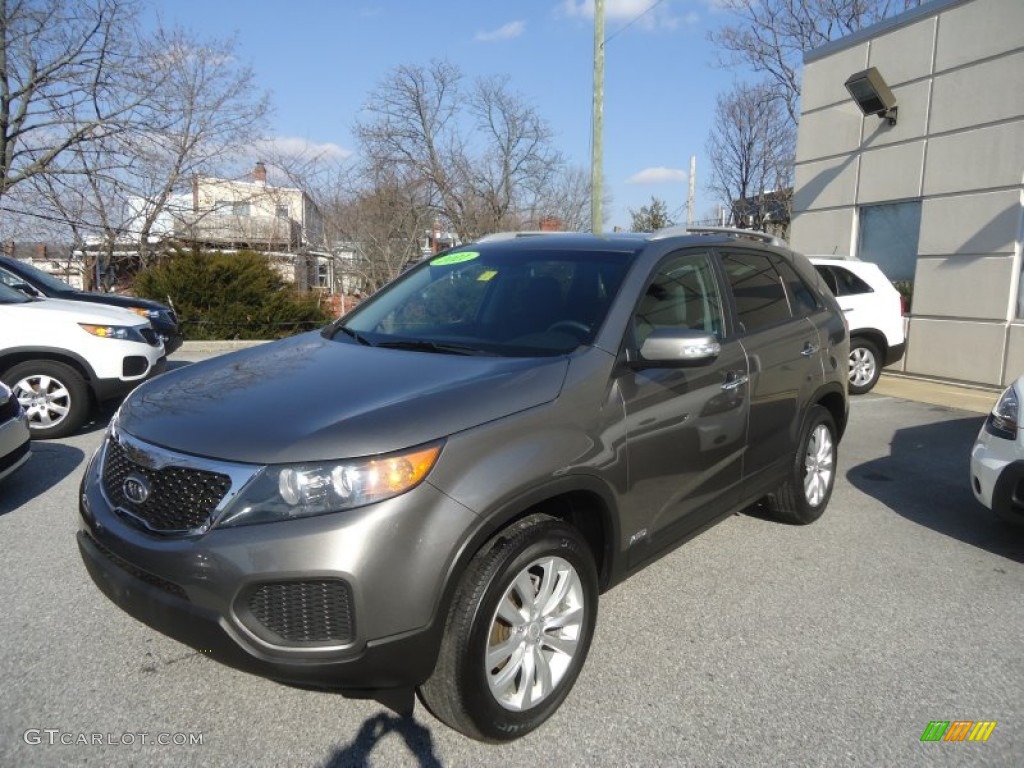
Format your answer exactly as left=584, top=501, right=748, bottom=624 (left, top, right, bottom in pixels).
left=920, top=721, right=997, bottom=742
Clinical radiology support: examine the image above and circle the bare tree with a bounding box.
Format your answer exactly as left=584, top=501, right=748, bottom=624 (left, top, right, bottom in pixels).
left=0, top=0, right=143, bottom=203
left=709, top=0, right=920, bottom=123
left=356, top=60, right=570, bottom=241
left=123, top=26, right=271, bottom=263
left=706, top=82, right=795, bottom=233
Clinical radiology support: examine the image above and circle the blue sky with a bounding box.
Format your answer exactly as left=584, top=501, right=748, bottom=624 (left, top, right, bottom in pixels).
left=145, top=0, right=748, bottom=230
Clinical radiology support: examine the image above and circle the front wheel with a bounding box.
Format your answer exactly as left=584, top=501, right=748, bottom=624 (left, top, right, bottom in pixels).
left=765, top=405, right=837, bottom=525
left=418, top=514, right=598, bottom=742
left=3, top=360, right=91, bottom=439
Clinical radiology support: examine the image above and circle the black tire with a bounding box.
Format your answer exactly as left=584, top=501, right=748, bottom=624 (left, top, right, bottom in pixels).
left=2, top=360, right=91, bottom=439
left=764, top=405, right=837, bottom=525
left=848, top=338, right=881, bottom=395
left=417, top=513, right=599, bottom=742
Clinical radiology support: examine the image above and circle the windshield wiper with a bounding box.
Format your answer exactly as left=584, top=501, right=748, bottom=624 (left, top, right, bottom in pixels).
left=375, top=339, right=490, bottom=356
left=332, top=325, right=373, bottom=346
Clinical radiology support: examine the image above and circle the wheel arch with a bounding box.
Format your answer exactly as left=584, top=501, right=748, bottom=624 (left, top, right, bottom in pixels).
left=0, top=347, right=99, bottom=394
left=849, top=329, right=887, bottom=356
left=813, top=383, right=848, bottom=441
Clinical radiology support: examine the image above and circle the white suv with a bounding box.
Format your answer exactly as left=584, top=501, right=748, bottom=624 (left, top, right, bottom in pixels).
left=810, top=257, right=906, bottom=394
left=0, top=283, right=165, bottom=438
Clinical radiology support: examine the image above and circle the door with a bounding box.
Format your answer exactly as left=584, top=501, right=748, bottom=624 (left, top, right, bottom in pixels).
left=719, top=250, right=823, bottom=485
left=617, top=250, right=749, bottom=565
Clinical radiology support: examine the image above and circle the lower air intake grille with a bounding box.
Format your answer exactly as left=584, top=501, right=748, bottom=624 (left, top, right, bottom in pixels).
left=248, top=580, right=355, bottom=644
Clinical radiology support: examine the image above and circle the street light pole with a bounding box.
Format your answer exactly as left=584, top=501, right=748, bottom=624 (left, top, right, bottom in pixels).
left=591, top=0, right=604, bottom=234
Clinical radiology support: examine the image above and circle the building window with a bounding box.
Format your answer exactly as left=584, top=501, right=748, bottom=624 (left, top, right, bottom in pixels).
left=857, top=201, right=921, bottom=282
left=276, top=204, right=289, bottom=218
left=231, top=202, right=250, bottom=217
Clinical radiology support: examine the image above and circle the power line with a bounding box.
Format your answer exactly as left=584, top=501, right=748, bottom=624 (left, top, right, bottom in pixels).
left=604, top=0, right=670, bottom=45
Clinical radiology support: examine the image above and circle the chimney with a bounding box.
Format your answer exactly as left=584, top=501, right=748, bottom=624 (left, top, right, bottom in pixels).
left=253, top=161, right=267, bottom=185
left=539, top=216, right=562, bottom=232
left=35, top=243, right=46, bottom=259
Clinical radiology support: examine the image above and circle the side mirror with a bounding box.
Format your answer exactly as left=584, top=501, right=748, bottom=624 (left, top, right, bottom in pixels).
left=637, top=327, right=721, bottom=367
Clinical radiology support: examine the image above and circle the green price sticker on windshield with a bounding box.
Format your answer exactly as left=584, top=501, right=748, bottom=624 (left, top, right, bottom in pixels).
left=431, top=251, right=479, bottom=266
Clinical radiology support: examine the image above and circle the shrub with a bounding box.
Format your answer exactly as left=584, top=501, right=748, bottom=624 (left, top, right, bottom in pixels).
left=135, top=249, right=332, bottom=340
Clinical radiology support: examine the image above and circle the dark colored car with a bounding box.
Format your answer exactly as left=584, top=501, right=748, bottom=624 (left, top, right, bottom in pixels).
left=0, top=380, right=31, bottom=482
left=0, top=255, right=182, bottom=354
left=78, top=229, right=849, bottom=742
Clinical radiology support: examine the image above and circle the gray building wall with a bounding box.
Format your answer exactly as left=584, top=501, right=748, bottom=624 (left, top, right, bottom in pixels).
left=791, top=0, right=1024, bottom=386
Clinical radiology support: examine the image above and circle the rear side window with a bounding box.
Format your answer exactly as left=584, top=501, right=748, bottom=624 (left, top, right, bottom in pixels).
left=774, top=259, right=819, bottom=318
left=721, top=252, right=791, bottom=333
left=815, top=265, right=873, bottom=297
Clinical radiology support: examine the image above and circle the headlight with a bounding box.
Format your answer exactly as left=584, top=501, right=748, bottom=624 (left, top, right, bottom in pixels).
left=78, top=323, right=147, bottom=343
left=986, top=385, right=1020, bottom=440
left=217, top=442, right=443, bottom=528
left=129, top=306, right=162, bottom=320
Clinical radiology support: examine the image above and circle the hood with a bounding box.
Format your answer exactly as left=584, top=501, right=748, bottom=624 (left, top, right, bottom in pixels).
left=17, top=296, right=151, bottom=327
left=65, top=290, right=169, bottom=312
left=117, top=332, right=570, bottom=464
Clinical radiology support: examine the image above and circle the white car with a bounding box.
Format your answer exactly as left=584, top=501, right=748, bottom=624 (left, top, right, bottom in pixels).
left=810, top=257, right=906, bottom=394
left=970, top=378, right=1024, bottom=525
left=0, top=283, right=165, bottom=438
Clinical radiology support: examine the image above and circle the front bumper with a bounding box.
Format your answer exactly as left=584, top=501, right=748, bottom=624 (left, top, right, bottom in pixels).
left=970, top=424, right=1024, bottom=525
left=0, top=409, right=30, bottom=482
left=92, top=356, right=167, bottom=402
left=77, top=438, right=479, bottom=691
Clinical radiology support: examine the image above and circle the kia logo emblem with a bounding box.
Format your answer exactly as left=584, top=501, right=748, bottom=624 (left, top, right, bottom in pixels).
left=123, top=475, right=151, bottom=504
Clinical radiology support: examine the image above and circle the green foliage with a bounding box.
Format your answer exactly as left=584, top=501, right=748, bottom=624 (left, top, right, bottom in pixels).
left=893, top=280, right=913, bottom=314
left=135, top=249, right=332, bottom=340
left=629, top=197, right=675, bottom=232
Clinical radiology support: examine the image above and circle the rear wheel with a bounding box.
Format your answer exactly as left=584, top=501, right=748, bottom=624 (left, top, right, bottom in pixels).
left=765, top=405, right=837, bottom=525
left=849, top=339, right=881, bottom=394
left=3, top=360, right=90, bottom=439
left=418, top=514, right=598, bottom=742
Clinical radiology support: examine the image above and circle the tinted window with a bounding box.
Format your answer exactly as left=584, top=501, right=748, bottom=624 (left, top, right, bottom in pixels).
left=830, top=266, right=873, bottom=296
left=343, top=248, right=634, bottom=356
left=722, top=252, right=791, bottom=333
left=634, top=251, right=724, bottom=344
left=774, top=259, right=819, bottom=317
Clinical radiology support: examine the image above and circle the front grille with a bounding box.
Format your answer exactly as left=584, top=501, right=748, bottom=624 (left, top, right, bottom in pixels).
left=248, top=580, right=355, bottom=644
left=102, top=439, right=231, bottom=534
left=84, top=533, right=188, bottom=601
left=140, top=328, right=160, bottom=346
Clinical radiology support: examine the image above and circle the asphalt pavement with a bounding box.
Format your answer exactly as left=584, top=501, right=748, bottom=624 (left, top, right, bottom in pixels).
left=0, top=352, right=1021, bottom=767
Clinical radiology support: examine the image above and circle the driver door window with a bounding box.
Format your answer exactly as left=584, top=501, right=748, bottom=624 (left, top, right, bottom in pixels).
left=634, top=251, right=724, bottom=345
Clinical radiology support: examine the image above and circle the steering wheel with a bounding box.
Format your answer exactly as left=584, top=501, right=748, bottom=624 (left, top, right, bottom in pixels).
left=546, top=320, right=591, bottom=338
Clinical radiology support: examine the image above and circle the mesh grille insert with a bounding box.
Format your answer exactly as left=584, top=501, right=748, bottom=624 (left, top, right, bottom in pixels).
left=248, top=580, right=355, bottom=644
left=102, top=439, right=231, bottom=534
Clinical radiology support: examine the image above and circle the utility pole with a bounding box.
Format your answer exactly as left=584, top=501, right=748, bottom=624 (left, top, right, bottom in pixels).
left=591, top=0, right=604, bottom=234
left=687, top=155, right=696, bottom=227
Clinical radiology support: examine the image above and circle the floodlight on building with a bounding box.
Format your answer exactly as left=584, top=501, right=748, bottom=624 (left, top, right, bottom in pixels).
left=844, top=67, right=898, bottom=125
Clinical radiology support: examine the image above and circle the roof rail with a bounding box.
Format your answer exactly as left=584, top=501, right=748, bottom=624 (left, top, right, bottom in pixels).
left=650, top=225, right=789, bottom=248
left=475, top=231, right=582, bottom=243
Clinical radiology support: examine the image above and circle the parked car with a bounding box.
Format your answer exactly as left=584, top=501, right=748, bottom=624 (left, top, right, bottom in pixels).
left=0, top=254, right=182, bottom=354
left=0, top=283, right=165, bottom=439
left=0, top=380, right=30, bottom=482
left=810, top=257, right=905, bottom=394
left=78, top=229, right=848, bottom=742
left=970, top=376, right=1024, bottom=525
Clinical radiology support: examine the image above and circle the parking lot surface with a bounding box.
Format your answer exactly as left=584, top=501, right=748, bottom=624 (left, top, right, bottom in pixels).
left=1, top=354, right=1021, bottom=767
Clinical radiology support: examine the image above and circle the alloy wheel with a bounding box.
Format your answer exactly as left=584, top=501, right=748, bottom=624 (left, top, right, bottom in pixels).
left=14, top=373, right=72, bottom=429
left=803, top=423, right=834, bottom=506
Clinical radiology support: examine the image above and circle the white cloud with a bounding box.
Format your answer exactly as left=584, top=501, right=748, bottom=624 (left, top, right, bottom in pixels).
left=255, top=136, right=352, bottom=161
left=560, top=0, right=701, bottom=31
left=626, top=166, right=688, bottom=184
left=476, top=20, right=526, bottom=42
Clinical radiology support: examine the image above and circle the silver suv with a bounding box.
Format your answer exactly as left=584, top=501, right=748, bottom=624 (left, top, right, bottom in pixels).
left=78, top=229, right=849, bottom=741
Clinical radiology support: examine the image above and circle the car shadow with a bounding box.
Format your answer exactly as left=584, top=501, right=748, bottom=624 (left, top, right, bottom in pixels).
left=320, top=712, right=443, bottom=768
left=847, top=414, right=1024, bottom=563
left=0, top=442, right=85, bottom=516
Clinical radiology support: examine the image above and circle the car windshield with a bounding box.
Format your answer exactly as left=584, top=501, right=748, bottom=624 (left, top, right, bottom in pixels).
left=338, top=247, right=635, bottom=356
left=0, top=282, right=33, bottom=304
left=1, top=258, right=75, bottom=294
